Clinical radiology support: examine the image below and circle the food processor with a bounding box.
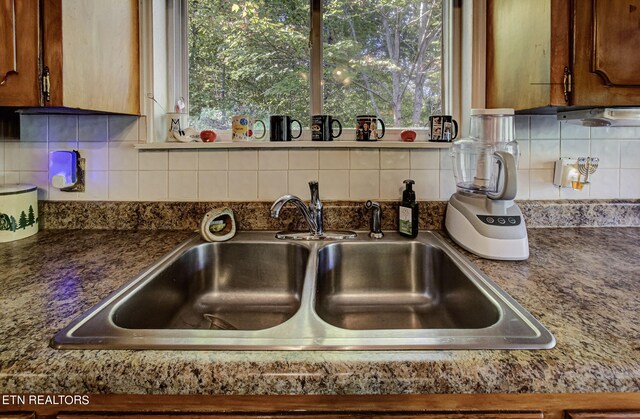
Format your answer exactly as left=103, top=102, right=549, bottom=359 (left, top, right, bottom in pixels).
left=445, top=109, right=529, bottom=260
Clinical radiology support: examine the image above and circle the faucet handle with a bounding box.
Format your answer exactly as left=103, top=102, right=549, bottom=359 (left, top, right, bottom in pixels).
left=309, top=180, right=320, bottom=204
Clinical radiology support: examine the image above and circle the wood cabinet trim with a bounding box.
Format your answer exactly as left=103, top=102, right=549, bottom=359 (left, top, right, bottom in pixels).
left=41, top=0, right=63, bottom=107
left=1, top=393, right=639, bottom=417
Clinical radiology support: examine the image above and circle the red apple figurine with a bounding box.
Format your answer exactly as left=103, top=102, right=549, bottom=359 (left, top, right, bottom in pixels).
left=400, top=130, right=417, bottom=142
left=200, top=130, right=217, bottom=142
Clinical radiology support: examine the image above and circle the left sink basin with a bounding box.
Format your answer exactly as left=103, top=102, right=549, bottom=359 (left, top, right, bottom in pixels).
left=112, top=241, right=308, bottom=331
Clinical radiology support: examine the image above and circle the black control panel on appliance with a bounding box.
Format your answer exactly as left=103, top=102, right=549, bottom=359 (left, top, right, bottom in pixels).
left=477, top=215, right=521, bottom=226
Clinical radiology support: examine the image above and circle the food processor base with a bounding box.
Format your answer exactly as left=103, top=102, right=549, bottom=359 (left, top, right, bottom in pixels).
left=445, top=194, right=529, bottom=261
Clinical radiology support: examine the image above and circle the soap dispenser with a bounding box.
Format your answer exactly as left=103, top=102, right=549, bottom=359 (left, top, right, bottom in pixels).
left=398, top=179, right=419, bottom=238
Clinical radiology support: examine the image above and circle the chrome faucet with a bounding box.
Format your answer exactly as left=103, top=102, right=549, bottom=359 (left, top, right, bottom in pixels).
left=365, top=200, right=383, bottom=239
left=270, top=181, right=324, bottom=236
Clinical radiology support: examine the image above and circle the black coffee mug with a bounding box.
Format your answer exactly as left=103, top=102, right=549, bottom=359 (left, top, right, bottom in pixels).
left=311, top=115, right=343, bottom=141
left=270, top=115, right=302, bottom=141
left=356, top=115, right=385, bottom=141
left=429, top=115, right=458, bottom=142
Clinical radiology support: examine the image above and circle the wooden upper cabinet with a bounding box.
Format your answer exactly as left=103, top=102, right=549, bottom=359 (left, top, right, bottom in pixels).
left=572, top=0, right=640, bottom=106
left=0, top=0, right=40, bottom=107
left=0, top=0, right=140, bottom=114
left=486, top=0, right=640, bottom=110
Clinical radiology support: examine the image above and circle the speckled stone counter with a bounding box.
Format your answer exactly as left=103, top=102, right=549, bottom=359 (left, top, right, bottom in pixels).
left=0, top=228, right=638, bottom=395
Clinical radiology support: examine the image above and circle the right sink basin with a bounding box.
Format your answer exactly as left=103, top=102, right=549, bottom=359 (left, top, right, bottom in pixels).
left=315, top=242, right=500, bottom=330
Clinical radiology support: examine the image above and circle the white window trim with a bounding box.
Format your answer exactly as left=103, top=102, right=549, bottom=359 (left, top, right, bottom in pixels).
left=140, top=0, right=468, bottom=144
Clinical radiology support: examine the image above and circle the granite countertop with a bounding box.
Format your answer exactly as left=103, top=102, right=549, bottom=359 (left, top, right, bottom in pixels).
left=0, top=228, right=638, bottom=395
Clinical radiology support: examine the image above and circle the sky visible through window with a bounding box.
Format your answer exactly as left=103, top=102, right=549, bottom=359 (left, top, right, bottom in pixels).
left=188, top=0, right=442, bottom=131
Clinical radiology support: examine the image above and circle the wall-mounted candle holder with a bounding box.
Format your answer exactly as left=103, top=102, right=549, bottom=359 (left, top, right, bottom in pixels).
left=553, top=157, right=599, bottom=190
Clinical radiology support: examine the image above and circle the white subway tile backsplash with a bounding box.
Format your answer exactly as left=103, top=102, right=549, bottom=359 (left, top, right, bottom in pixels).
left=530, top=140, right=559, bottom=169
left=517, top=140, right=530, bottom=170
left=349, top=170, right=380, bottom=200
left=620, top=141, right=640, bottom=168
left=620, top=169, right=640, bottom=198
left=228, top=150, right=258, bottom=171
left=289, top=150, right=318, bottom=170
left=559, top=182, right=589, bottom=199
left=48, top=115, right=78, bottom=142
left=20, top=142, right=48, bottom=171
left=516, top=170, right=530, bottom=200
left=258, top=170, right=288, bottom=200
left=109, top=171, right=138, bottom=200
left=288, top=170, right=318, bottom=197
left=589, top=169, right=619, bottom=199
left=19, top=171, right=48, bottom=200
left=168, top=150, right=199, bottom=171
left=198, top=150, right=228, bottom=171
left=350, top=149, right=380, bottom=170
left=319, top=150, right=349, bottom=169
left=0, top=142, right=4, bottom=172
left=530, top=115, right=560, bottom=139
left=514, top=116, right=530, bottom=140
left=439, top=170, right=456, bottom=200
left=591, top=126, right=640, bottom=139
left=560, top=139, right=590, bottom=159
left=79, top=115, right=108, bottom=142
left=410, top=149, right=439, bottom=170
left=168, top=171, right=198, bottom=201
left=379, top=170, right=410, bottom=199
left=19, top=115, right=48, bottom=142
left=380, top=150, right=410, bottom=169
left=409, top=170, right=439, bottom=200
left=49, top=187, right=78, bottom=201
left=4, top=171, right=19, bottom=184
left=590, top=140, right=620, bottom=169
left=4, top=142, right=19, bottom=171
left=319, top=170, right=349, bottom=199
left=529, top=169, right=560, bottom=199
left=560, top=121, right=590, bottom=139
left=228, top=171, right=258, bottom=200
left=139, top=171, right=168, bottom=201
left=78, top=141, right=109, bottom=171
left=9, top=113, right=640, bottom=202
left=259, top=150, right=288, bottom=170
left=198, top=171, right=228, bottom=201
left=79, top=171, right=109, bottom=201
left=108, top=115, right=138, bottom=142
left=439, top=148, right=453, bottom=170
left=108, top=142, right=138, bottom=171
left=139, top=150, right=168, bottom=171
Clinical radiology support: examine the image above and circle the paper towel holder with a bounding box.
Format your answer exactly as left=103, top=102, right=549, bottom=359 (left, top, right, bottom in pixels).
left=49, top=150, right=85, bottom=192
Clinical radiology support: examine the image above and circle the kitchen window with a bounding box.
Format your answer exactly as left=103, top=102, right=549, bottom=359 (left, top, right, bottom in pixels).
left=177, top=0, right=451, bottom=132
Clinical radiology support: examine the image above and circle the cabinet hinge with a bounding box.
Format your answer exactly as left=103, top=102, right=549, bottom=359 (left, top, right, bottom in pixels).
left=563, top=66, right=572, bottom=104
left=42, top=66, right=51, bottom=102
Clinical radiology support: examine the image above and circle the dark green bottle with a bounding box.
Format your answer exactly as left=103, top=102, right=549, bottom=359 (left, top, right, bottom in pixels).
left=398, top=179, right=419, bottom=238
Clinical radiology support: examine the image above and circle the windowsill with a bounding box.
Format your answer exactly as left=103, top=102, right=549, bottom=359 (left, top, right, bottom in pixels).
left=136, top=128, right=454, bottom=150
left=135, top=140, right=453, bottom=150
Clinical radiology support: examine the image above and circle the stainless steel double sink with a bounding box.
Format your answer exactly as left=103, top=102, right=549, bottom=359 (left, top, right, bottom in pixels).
left=52, top=232, right=555, bottom=350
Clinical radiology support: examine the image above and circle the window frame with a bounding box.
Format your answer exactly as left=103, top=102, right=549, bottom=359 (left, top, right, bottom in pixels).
left=142, top=0, right=468, bottom=142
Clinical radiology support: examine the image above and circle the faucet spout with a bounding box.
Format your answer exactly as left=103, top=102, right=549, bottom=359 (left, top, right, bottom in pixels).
left=270, top=194, right=318, bottom=233
left=270, top=181, right=324, bottom=236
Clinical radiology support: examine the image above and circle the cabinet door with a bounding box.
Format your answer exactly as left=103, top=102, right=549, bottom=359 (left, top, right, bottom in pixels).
left=0, top=0, right=40, bottom=106
left=566, top=411, right=640, bottom=419
left=572, top=0, right=640, bottom=105
left=42, top=0, right=140, bottom=114
left=486, top=0, right=570, bottom=110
